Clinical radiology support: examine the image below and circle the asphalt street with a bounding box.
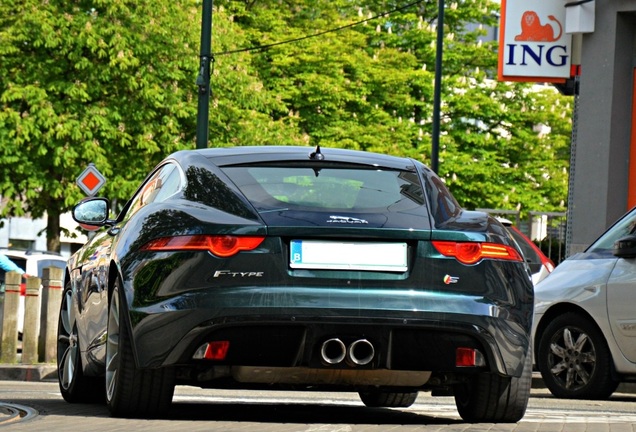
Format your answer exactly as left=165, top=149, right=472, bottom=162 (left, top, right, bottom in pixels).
left=1, top=365, right=636, bottom=431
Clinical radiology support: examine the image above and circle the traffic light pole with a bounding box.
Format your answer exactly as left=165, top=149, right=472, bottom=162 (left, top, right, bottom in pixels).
left=196, top=0, right=213, bottom=149
left=431, top=0, right=444, bottom=174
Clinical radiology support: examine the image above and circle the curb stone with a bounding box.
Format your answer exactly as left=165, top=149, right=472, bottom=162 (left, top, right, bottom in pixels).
left=0, top=364, right=57, bottom=382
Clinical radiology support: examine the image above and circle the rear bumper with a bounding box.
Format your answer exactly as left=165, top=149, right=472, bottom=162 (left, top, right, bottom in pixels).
left=128, top=288, right=531, bottom=378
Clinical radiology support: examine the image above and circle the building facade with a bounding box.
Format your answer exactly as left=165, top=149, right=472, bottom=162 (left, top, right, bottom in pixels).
left=0, top=212, right=87, bottom=258
left=568, top=2, right=636, bottom=253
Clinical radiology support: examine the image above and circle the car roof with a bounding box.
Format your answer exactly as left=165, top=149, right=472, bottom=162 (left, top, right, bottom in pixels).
left=0, top=249, right=66, bottom=276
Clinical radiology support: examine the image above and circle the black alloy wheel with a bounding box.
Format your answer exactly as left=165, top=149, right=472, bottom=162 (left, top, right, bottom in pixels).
left=57, top=281, right=104, bottom=402
left=105, top=278, right=175, bottom=418
left=537, top=312, right=618, bottom=399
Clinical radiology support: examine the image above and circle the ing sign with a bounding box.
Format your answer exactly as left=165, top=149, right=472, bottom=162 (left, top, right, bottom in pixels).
left=498, top=0, right=572, bottom=83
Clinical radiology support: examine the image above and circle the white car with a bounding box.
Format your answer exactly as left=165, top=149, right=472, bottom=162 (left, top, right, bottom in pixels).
left=533, top=206, right=636, bottom=399
left=0, top=249, right=67, bottom=336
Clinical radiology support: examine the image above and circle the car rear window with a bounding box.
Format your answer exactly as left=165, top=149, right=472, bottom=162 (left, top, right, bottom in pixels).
left=222, top=166, right=425, bottom=212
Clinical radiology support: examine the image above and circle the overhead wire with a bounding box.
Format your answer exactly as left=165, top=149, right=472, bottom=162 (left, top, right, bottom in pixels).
left=211, top=0, right=427, bottom=56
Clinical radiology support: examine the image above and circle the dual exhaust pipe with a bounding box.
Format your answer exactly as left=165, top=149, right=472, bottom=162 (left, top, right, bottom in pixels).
left=320, top=338, right=375, bottom=366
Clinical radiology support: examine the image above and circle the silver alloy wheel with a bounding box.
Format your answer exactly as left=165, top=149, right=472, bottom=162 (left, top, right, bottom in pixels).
left=106, top=286, right=120, bottom=401
left=547, top=325, right=596, bottom=391
left=58, top=290, right=78, bottom=389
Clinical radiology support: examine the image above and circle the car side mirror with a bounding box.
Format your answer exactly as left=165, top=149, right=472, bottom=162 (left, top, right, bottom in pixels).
left=613, top=234, right=636, bottom=258
left=73, top=197, right=111, bottom=226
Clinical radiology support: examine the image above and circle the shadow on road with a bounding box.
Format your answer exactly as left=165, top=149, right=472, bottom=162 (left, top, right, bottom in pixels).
left=3, top=397, right=463, bottom=425
left=169, top=401, right=462, bottom=425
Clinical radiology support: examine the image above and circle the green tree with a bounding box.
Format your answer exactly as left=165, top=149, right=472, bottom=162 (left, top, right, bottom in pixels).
left=221, top=0, right=433, bottom=157
left=205, top=4, right=304, bottom=146
left=217, top=0, right=571, bottom=214
left=442, top=79, right=571, bottom=213
left=0, top=0, right=572, bottom=252
left=0, top=0, right=203, bottom=250
left=0, top=1, right=310, bottom=252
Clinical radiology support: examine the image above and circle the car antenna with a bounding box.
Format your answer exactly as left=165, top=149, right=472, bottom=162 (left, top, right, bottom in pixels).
left=309, top=145, right=324, bottom=161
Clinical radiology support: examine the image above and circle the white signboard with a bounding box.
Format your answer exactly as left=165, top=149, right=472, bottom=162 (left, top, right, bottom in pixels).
left=498, top=0, right=572, bottom=82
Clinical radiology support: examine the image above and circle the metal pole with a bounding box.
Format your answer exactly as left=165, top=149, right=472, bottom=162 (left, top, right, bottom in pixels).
left=431, top=0, right=444, bottom=174
left=196, top=0, right=213, bottom=149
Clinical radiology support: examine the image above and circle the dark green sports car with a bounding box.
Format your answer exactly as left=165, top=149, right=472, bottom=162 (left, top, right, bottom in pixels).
left=58, top=146, right=534, bottom=422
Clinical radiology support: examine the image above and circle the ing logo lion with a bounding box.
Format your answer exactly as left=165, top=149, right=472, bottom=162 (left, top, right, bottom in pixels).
left=515, top=11, right=563, bottom=42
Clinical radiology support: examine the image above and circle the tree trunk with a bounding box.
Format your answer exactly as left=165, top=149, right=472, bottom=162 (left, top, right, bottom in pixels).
left=46, top=211, right=61, bottom=253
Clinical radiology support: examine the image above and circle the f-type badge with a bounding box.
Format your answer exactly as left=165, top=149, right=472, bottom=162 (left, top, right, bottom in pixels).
left=327, top=215, right=369, bottom=224
left=213, top=270, right=264, bottom=278
left=443, top=275, right=459, bottom=285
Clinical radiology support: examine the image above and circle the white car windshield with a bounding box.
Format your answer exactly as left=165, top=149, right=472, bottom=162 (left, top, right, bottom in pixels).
left=587, top=208, right=636, bottom=252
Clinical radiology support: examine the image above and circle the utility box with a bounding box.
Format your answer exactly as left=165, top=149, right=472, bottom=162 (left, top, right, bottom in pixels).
left=565, top=0, right=595, bottom=34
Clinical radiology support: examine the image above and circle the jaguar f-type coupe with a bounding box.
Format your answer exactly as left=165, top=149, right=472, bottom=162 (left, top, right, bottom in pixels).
left=58, top=146, right=533, bottom=422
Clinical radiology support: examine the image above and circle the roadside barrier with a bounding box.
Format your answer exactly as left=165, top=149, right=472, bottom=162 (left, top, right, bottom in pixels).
left=0, top=268, right=63, bottom=365
left=39, top=268, right=63, bottom=363
left=0, top=272, right=21, bottom=364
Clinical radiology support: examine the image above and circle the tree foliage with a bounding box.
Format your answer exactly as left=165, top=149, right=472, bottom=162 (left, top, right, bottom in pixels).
left=0, top=0, right=202, bottom=249
left=0, top=0, right=571, bottom=251
left=217, top=0, right=571, bottom=214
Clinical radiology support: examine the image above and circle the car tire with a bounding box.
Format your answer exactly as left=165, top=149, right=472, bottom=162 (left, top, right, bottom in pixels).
left=537, top=312, right=619, bottom=399
left=57, top=281, right=104, bottom=403
left=105, top=279, right=175, bottom=418
left=454, top=351, right=531, bottom=423
left=358, top=390, right=418, bottom=408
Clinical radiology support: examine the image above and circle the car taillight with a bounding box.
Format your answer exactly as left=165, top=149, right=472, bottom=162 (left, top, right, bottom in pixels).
left=141, top=235, right=265, bottom=258
left=545, top=261, right=555, bottom=272
left=432, top=241, right=523, bottom=265
left=456, top=347, right=486, bottom=367
left=192, top=341, right=230, bottom=360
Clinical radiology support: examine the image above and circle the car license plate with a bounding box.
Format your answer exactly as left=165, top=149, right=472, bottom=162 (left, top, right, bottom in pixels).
left=289, top=240, right=408, bottom=272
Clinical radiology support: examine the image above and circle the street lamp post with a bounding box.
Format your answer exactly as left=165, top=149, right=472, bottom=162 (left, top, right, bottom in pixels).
left=431, top=0, right=444, bottom=174
left=196, top=0, right=213, bottom=149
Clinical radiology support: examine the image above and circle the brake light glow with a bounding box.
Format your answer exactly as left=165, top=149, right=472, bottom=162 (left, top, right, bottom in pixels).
left=432, top=241, right=522, bottom=265
left=141, top=235, right=265, bottom=258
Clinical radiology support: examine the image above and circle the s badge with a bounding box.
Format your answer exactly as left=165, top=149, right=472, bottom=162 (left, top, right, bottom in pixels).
left=443, top=275, right=459, bottom=285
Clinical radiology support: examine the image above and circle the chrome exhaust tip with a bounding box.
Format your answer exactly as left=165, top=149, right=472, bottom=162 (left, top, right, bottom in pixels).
left=347, top=339, right=375, bottom=366
left=320, top=338, right=346, bottom=365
